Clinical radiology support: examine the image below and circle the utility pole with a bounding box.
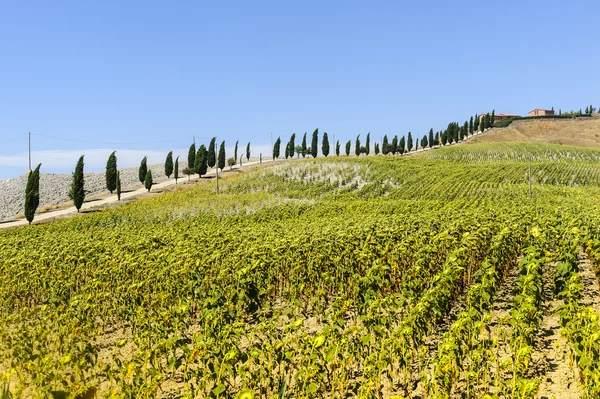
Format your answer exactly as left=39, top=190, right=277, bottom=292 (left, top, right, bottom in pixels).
left=28, top=132, right=31, bottom=171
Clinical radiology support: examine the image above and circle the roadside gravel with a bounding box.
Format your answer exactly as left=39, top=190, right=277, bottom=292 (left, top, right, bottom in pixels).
left=0, top=162, right=186, bottom=221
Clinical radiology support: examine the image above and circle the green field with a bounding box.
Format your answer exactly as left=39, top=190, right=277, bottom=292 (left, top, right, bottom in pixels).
left=2, top=142, right=600, bottom=398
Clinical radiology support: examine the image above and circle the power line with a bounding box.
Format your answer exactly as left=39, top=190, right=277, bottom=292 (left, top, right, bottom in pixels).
left=0, top=133, right=26, bottom=145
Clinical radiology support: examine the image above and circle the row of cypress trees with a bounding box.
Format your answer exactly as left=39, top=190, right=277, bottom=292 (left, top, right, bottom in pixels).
left=272, top=112, right=496, bottom=159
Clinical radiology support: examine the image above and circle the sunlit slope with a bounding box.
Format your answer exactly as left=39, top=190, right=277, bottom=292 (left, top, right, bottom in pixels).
left=2, top=142, right=600, bottom=397
left=468, top=116, right=600, bottom=148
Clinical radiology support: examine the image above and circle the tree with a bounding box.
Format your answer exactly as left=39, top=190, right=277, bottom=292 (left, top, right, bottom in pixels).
left=480, top=117, right=485, bottom=132
left=187, top=143, right=196, bottom=172
left=398, top=136, right=405, bottom=155
left=422, top=135, right=428, bottom=149
left=227, top=157, right=235, bottom=170
left=165, top=151, right=174, bottom=178
left=586, top=106, right=589, bottom=114
left=195, top=145, right=207, bottom=177
left=116, top=171, right=121, bottom=201
left=288, top=133, right=296, bottom=159
left=442, top=131, right=448, bottom=145
left=273, top=137, right=281, bottom=159
left=24, top=163, right=41, bottom=224
left=374, top=143, right=380, bottom=155
left=428, top=128, right=434, bottom=148
left=218, top=141, right=226, bottom=171
left=144, top=170, right=153, bottom=192
left=355, top=135, right=361, bottom=156
left=208, top=138, right=217, bottom=168
left=311, top=129, right=318, bottom=158
left=233, top=141, right=239, bottom=165
left=301, top=133, right=307, bottom=158
left=322, top=132, right=330, bottom=157
left=463, top=121, right=469, bottom=139
left=491, top=109, right=495, bottom=126
left=69, top=155, right=85, bottom=212
left=469, top=116, right=474, bottom=135
left=391, top=135, right=398, bottom=155
left=105, top=151, right=117, bottom=193
left=382, top=135, right=389, bottom=154
left=295, top=145, right=303, bottom=157
left=336, top=140, right=340, bottom=156
left=246, top=142, right=251, bottom=161
left=138, top=156, right=147, bottom=184
left=485, top=113, right=491, bottom=129
left=345, top=140, right=351, bottom=156
left=174, top=156, right=180, bottom=184
left=407, top=132, right=413, bottom=152
left=435, top=131, right=440, bottom=146
left=365, top=132, right=370, bottom=155
left=474, top=114, right=479, bottom=132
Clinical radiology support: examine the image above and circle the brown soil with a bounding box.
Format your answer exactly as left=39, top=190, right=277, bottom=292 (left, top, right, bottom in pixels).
left=533, top=262, right=580, bottom=399
left=468, top=116, right=600, bottom=148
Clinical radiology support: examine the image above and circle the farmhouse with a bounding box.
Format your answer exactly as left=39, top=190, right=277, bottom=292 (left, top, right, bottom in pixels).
left=528, top=108, right=555, bottom=117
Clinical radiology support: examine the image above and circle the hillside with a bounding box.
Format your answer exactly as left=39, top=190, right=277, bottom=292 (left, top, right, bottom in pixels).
left=2, top=143, right=600, bottom=398
left=468, top=115, right=600, bottom=147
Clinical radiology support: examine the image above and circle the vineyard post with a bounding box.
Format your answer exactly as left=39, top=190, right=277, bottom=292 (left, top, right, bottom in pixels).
left=527, top=148, right=532, bottom=199
left=215, top=136, right=219, bottom=194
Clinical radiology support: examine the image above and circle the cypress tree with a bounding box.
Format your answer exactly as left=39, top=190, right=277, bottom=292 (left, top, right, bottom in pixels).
left=288, top=134, right=296, bottom=158
left=246, top=142, right=251, bottom=161
left=365, top=132, right=370, bottom=155
left=138, top=156, right=147, bottom=184
left=195, top=145, right=207, bottom=177
left=480, top=117, right=485, bottom=132
left=311, top=129, right=318, bottom=158
left=345, top=140, right=351, bottom=156
left=459, top=125, right=465, bottom=141
left=415, top=138, right=419, bottom=151
left=399, top=136, right=405, bottom=155
left=301, top=133, right=307, bottom=158
left=322, top=132, right=330, bottom=157
left=218, top=141, right=226, bottom=171
left=234, top=141, right=239, bottom=165
left=374, top=143, right=380, bottom=155
left=69, top=155, right=85, bottom=212
left=585, top=106, right=589, bottom=114
left=491, top=110, right=495, bottom=125
left=164, top=151, right=174, bottom=178
left=116, top=170, right=121, bottom=201
left=105, top=151, right=117, bottom=193
left=355, top=135, right=361, bottom=156
left=273, top=137, right=281, bottom=159
left=207, top=137, right=217, bottom=168
left=442, top=131, right=448, bottom=145
left=429, top=128, right=434, bottom=148
left=174, top=156, right=180, bottom=184
left=144, top=170, right=153, bottom=192
left=485, top=113, right=491, bottom=128
left=423, top=135, right=428, bottom=149
left=407, top=132, right=413, bottom=152
left=469, top=116, right=474, bottom=134
left=187, top=143, right=196, bottom=172
left=435, top=131, right=440, bottom=146
left=336, top=140, right=340, bottom=156
left=382, top=135, right=389, bottom=155
left=391, top=135, right=398, bottom=155
left=24, top=163, right=41, bottom=224
left=474, top=114, right=479, bottom=132
left=463, top=121, right=469, bottom=138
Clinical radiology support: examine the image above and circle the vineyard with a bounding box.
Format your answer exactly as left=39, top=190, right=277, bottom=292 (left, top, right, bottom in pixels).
left=2, top=142, right=600, bottom=398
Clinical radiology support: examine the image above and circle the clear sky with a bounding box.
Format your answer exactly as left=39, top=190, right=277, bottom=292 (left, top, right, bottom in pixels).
left=1, top=0, right=599, bottom=178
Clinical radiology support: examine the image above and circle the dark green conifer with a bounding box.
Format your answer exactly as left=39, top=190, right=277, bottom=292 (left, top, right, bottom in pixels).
left=144, top=170, right=153, bottom=192
left=24, top=163, right=41, bottom=224
left=105, top=151, right=117, bottom=193
left=69, top=155, right=85, bottom=212
left=218, top=141, right=226, bottom=171
left=164, top=151, right=174, bottom=178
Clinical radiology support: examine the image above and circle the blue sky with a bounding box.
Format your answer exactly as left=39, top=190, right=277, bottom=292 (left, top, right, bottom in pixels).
left=1, top=0, right=599, bottom=178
